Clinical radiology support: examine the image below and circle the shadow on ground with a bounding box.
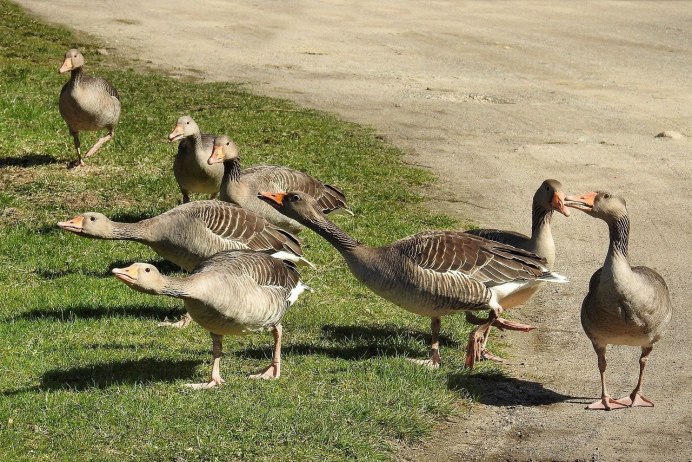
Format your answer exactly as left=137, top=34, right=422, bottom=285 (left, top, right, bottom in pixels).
left=11, top=303, right=185, bottom=322
left=447, top=371, right=573, bottom=406
left=33, top=258, right=182, bottom=280
left=0, top=153, right=61, bottom=168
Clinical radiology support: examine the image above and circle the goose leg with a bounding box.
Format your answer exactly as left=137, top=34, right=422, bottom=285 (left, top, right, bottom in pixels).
left=250, top=324, right=282, bottom=380
left=465, top=310, right=497, bottom=369
left=408, top=317, right=441, bottom=369
left=465, top=311, right=535, bottom=364
left=615, top=346, right=654, bottom=408
left=82, top=130, right=113, bottom=160
left=158, top=312, right=193, bottom=329
left=180, top=189, right=190, bottom=204
left=586, top=344, right=627, bottom=410
left=68, top=130, right=85, bottom=168
left=187, top=333, right=225, bottom=389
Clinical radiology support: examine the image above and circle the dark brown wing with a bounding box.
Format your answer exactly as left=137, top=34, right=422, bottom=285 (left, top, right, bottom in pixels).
left=465, top=228, right=529, bottom=248
left=196, top=250, right=300, bottom=290
left=83, top=74, right=120, bottom=100
left=394, top=230, right=548, bottom=285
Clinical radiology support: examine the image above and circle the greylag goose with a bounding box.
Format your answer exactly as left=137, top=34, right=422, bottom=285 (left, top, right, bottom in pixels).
left=58, top=200, right=313, bottom=327
left=209, top=135, right=352, bottom=234
left=258, top=191, right=568, bottom=368
left=565, top=191, right=672, bottom=410
left=466, top=179, right=570, bottom=361
left=168, top=116, right=223, bottom=203
left=113, top=251, right=309, bottom=387
left=58, top=49, right=121, bottom=168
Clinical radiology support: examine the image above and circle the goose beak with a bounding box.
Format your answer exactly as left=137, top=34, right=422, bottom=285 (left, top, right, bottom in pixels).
left=552, top=191, right=570, bottom=217
left=112, top=265, right=138, bottom=285
left=564, top=192, right=597, bottom=211
left=59, top=58, right=72, bottom=74
left=257, top=191, right=286, bottom=207
left=57, top=215, right=85, bottom=233
left=168, top=124, right=184, bottom=142
left=208, top=145, right=224, bottom=165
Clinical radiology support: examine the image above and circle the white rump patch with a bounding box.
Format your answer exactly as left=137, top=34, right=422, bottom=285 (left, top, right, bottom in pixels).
left=287, top=281, right=311, bottom=305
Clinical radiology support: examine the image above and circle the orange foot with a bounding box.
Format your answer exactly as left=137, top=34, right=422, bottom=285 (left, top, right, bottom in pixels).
left=586, top=396, right=628, bottom=411
left=249, top=364, right=280, bottom=380
left=615, top=392, right=654, bottom=408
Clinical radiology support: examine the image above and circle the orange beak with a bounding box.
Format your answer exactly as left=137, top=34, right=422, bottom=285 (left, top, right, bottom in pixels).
left=112, top=265, right=138, bottom=285
left=551, top=191, right=570, bottom=217
left=207, top=145, right=224, bottom=165
left=257, top=191, right=286, bottom=206
left=168, top=124, right=184, bottom=142
left=57, top=215, right=84, bottom=233
left=564, top=191, right=597, bottom=211
left=59, top=57, right=72, bottom=74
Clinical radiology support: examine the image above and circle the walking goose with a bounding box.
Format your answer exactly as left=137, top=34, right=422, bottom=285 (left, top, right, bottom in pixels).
left=168, top=116, right=223, bottom=203
left=58, top=49, right=121, bottom=168
left=113, top=251, right=309, bottom=387
left=58, top=200, right=313, bottom=327
left=465, top=179, right=570, bottom=361
left=209, top=135, right=352, bottom=233
left=565, top=191, right=672, bottom=410
left=258, top=191, right=568, bottom=368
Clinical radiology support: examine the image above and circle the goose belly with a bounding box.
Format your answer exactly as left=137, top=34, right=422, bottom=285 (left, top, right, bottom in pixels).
left=184, top=297, right=281, bottom=337
left=174, top=153, right=222, bottom=194
left=59, top=86, right=119, bottom=130
left=581, top=302, right=666, bottom=348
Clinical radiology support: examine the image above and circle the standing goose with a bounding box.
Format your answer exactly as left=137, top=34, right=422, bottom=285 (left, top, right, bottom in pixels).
left=113, top=251, right=309, bottom=387
left=209, top=135, right=351, bottom=234
left=58, top=49, right=121, bottom=168
left=565, top=191, right=672, bottom=410
left=258, top=191, right=568, bottom=368
left=465, top=179, right=570, bottom=360
left=58, top=200, right=313, bottom=327
left=168, top=115, right=223, bottom=203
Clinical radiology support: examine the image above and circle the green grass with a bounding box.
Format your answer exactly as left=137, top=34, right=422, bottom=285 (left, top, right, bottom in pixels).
left=0, top=2, right=501, bottom=460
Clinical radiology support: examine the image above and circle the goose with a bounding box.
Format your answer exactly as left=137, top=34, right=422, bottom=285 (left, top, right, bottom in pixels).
left=465, top=179, right=570, bottom=361
left=58, top=49, right=121, bottom=168
left=208, top=135, right=352, bottom=233
left=258, top=191, right=568, bottom=368
left=112, top=251, right=309, bottom=387
left=58, top=200, right=313, bottom=327
left=565, top=191, right=672, bottom=410
left=168, top=115, right=223, bottom=203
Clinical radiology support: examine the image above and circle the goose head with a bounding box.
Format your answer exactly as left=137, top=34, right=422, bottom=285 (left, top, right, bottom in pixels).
left=257, top=191, right=325, bottom=225
left=57, top=212, right=114, bottom=238
left=564, top=191, right=627, bottom=222
left=208, top=135, right=240, bottom=165
left=112, top=263, right=165, bottom=295
left=536, top=179, right=570, bottom=217
left=59, top=49, right=84, bottom=74
left=168, top=115, right=200, bottom=142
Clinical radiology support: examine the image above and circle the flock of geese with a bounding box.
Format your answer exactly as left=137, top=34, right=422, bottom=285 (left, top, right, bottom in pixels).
left=55, top=49, right=672, bottom=409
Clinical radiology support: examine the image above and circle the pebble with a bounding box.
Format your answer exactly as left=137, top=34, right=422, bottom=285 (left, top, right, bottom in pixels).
left=655, top=130, right=685, bottom=140
left=97, top=48, right=109, bottom=55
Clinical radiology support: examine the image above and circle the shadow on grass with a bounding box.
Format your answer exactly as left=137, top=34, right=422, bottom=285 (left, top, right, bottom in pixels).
left=12, top=304, right=185, bottom=322
left=236, top=323, right=460, bottom=361
left=37, top=358, right=202, bottom=391
left=34, top=258, right=182, bottom=280
left=447, top=370, right=573, bottom=406
left=0, top=153, right=61, bottom=168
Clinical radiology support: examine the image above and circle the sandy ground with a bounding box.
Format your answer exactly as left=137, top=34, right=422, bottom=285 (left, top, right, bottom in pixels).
left=16, top=1, right=692, bottom=460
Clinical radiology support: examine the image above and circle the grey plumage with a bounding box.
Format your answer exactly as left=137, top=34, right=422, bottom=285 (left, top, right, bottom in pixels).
left=58, top=49, right=121, bottom=167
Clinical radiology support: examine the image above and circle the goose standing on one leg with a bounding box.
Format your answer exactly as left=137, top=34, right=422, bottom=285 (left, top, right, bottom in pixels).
left=113, top=251, right=309, bottom=387
left=465, top=179, right=570, bottom=361
left=565, top=191, right=672, bottom=410
left=209, top=135, right=351, bottom=233
left=58, top=200, right=313, bottom=328
left=258, top=191, right=568, bottom=368
left=58, top=49, right=121, bottom=168
left=168, top=115, right=223, bottom=203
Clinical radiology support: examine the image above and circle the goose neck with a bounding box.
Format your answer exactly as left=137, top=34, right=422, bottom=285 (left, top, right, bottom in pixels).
left=307, top=216, right=360, bottom=254
left=222, top=157, right=242, bottom=183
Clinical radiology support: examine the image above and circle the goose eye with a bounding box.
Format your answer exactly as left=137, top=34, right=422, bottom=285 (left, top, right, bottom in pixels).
left=289, top=194, right=301, bottom=202
left=90, top=216, right=96, bottom=221
left=145, top=268, right=151, bottom=273
left=604, top=193, right=611, bottom=199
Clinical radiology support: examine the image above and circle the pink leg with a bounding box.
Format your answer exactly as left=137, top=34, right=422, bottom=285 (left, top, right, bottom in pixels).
left=158, top=312, right=193, bottom=329
left=408, top=317, right=441, bottom=369
left=83, top=131, right=114, bottom=159
left=67, top=130, right=85, bottom=168
left=187, top=333, right=226, bottom=389
left=250, top=325, right=282, bottom=380
left=586, top=344, right=627, bottom=410
left=615, top=346, right=654, bottom=408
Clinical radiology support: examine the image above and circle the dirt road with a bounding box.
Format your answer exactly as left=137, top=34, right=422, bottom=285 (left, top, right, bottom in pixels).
left=17, top=1, right=692, bottom=460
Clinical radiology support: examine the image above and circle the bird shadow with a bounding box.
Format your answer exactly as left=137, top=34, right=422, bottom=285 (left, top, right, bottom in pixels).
left=0, top=153, right=61, bottom=168
left=447, top=370, right=574, bottom=407
left=11, top=304, right=185, bottom=323
left=33, top=258, right=182, bottom=280
left=236, top=323, right=459, bottom=361
left=2, top=358, right=201, bottom=394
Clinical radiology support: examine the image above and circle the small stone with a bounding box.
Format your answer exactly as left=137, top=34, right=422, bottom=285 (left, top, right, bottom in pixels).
left=655, top=130, right=685, bottom=140
left=97, top=48, right=109, bottom=55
